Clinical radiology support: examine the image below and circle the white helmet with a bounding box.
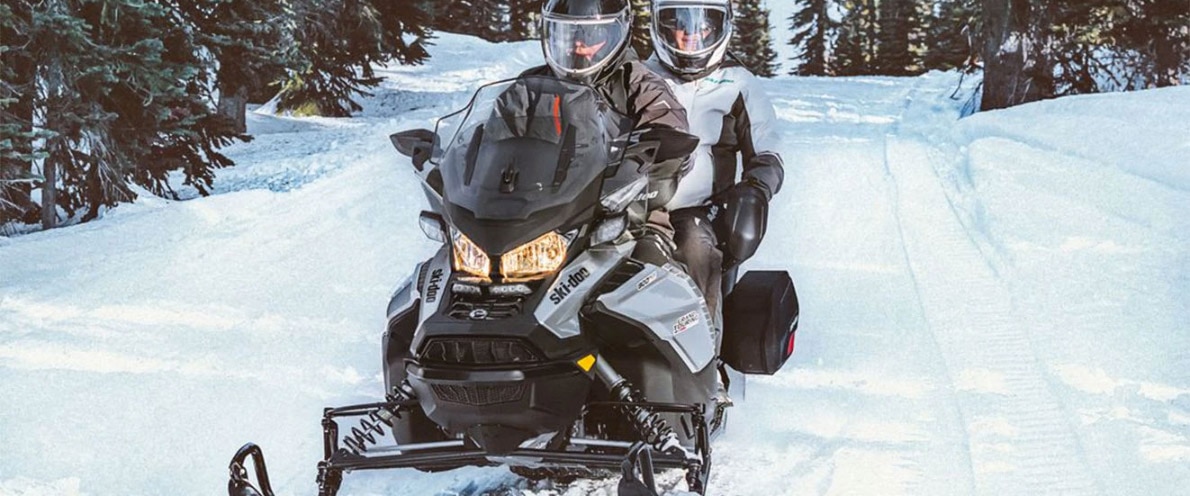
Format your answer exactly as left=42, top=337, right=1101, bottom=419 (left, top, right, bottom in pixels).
left=650, top=0, right=733, bottom=80
left=541, top=0, right=632, bottom=84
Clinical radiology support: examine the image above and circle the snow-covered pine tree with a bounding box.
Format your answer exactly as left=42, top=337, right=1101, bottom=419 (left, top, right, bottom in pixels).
left=731, top=0, right=780, bottom=77
left=27, top=0, right=244, bottom=224
left=277, top=0, right=430, bottom=117
left=788, top=0, right=834, bottom=76
left=0, top=1, right=39, bottom=225
left=175, top=0, right=290, bottom=134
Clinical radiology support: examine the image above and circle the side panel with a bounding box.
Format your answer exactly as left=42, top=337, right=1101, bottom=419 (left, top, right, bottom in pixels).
left=533, top=242, right=633, bottom=339
left=386, top=268, right=421, bottom=321
left=596, top=263, right=718, bottom=373
left=383, top=246, right=449, bottom=396
left=415, top=245, right=453, bottom=334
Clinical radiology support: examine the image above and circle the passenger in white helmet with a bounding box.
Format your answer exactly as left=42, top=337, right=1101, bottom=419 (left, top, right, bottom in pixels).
left=647, top=0, right=786, bottom=328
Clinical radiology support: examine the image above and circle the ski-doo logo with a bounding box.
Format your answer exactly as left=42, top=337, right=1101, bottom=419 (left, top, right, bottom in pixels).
left=549, top=267, right=591, bottom=304
left=673, top=310, right=699, bottom=335
left=424, top=269, right=444, bottom=304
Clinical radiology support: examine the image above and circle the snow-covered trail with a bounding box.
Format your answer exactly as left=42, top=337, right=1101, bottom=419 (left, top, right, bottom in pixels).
left=2, top=35, right=1188, bottom=496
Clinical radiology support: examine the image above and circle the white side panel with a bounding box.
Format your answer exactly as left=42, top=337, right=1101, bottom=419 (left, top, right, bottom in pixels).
left=597, top=263, right=718, bottom=372
left=534, top=242, right=634, bottom=339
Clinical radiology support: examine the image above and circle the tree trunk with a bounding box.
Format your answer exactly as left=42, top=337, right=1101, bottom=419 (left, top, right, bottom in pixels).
left=980, top=0, right=1047, bottom=111
left=218, top=82, right=248, bottom=135
left=1153, top=40, right=1179, bottom=87
left=41, top=155, right=56, bottom=229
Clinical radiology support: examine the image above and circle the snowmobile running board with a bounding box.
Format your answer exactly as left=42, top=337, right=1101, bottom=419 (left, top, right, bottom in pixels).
left=228, top=398, right=713, bottom=496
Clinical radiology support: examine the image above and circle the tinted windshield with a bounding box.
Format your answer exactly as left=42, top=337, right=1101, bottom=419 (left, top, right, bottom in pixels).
left=431, top=76, right=632, bottom=253
left=436, top=76, right=628, bottom=220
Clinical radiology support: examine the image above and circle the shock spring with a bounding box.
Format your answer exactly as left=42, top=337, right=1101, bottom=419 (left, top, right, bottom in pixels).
left=342, top=408, right=395, bottom=454
left=341, top=383, right=416, bottom=454
left=609, top=381, right=682, bottom=454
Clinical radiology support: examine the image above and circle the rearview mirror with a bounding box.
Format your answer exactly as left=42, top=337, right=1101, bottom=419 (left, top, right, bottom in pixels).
left=418, top=211, right=447, bottom=242
left=390, top=129, right=435, bottom=171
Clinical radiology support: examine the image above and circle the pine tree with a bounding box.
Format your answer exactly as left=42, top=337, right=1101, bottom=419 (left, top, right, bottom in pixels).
left=877, top=0, right=916, bottom=74
left=924, top=0, right=982, bottom=71
left=1110, top=0, right=1189, bottom=88
left=0, top=1, right=40, bottom=224
left=631, top=0, right=653, bottom=60
left=24, top=0, right=245, bottom=224
left=788, top=0, right=834, bottom=76
left=832, top=0, right=879, bottom=75
left=174, top=0, right=291, bottom=134
left=1044, top=1, right=1109, bottom=95
left=509, top=0, right=544, bottom=40
left=732, top=0, right=780, bottom=77
left=277, top=0, right=431, bottom=117
left=433, top=1, right=508, bottom=41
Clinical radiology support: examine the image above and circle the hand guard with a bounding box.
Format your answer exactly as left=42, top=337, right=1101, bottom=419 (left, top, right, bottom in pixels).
left=718, top=180, right=769, bottom=269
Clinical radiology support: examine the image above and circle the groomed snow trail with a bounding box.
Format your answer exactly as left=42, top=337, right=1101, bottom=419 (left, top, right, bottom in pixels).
left=883, top=80, right=1097, bottom=495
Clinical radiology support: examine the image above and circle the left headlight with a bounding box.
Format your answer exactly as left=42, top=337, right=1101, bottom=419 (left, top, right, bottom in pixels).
left=452, top=230, right=491, bottom=281
left=500, top=231, right=571, bottom=282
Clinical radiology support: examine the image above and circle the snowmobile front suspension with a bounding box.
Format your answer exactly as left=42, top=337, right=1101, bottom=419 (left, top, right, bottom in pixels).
left=310, top=398, right=712, bottom=496
left=583, top=400, right=713, bottom=494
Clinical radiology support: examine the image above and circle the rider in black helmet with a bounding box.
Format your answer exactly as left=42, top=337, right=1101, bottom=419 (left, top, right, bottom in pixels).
left=526, top=0, right=692, bottom=266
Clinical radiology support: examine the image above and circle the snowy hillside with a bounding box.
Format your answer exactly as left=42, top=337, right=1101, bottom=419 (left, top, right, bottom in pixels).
left=2, top=34, right=1188, bottom=496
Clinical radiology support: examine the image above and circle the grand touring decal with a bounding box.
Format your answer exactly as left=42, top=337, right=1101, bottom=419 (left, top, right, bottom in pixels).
left=549, top=267, right=591, bottom=304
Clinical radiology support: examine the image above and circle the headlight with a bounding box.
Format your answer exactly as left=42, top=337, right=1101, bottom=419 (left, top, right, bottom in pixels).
left=500, top=231, right=571, bottom=282
left=451, top=230, right=491, bottom=281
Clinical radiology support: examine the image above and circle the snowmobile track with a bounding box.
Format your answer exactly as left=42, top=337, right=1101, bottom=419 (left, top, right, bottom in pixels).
left=880, top=83, right=1103, bottom=495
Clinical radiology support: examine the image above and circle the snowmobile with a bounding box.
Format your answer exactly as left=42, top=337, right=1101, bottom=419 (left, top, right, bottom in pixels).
left=228, top=75, right=799, bottom=496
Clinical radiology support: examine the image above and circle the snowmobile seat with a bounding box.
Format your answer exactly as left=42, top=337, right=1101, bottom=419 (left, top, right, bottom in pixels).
left=721, top=270, right=799, bottom=375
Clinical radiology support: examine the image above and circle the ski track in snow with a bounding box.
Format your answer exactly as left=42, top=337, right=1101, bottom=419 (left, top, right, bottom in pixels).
left=2, top=34, right=1188, bottom=496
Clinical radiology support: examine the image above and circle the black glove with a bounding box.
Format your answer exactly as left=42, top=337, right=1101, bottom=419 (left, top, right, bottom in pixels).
left=719, top=180, right=770, bottom=268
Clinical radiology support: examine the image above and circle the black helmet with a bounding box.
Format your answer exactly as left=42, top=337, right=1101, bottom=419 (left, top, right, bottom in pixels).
left=541, top=0, right=631, bottom=84
left=650, top=0, right=733, bottom=80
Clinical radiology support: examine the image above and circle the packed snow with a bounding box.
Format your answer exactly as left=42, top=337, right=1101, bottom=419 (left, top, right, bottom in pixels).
left=1, top=33, right=1188, bottom=496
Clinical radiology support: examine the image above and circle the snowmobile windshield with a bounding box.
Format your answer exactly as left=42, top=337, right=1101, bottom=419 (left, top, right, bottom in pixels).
left=431, top=76, right=632, bottom=254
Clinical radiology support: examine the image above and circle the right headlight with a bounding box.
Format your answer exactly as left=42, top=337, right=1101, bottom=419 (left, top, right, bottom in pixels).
left=500, top=231, right=571, bottom=282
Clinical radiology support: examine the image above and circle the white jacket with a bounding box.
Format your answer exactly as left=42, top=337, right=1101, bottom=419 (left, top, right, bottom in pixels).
left=644, top=57, right=785, bottom=210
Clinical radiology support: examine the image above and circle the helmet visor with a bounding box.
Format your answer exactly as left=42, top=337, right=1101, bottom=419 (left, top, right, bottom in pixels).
left=655, top=7, right=727, bottom=55
left=544, top=16, right=627, bottom=76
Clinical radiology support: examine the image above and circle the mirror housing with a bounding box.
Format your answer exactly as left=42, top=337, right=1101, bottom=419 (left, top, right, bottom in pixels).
left=390, top=129, right=435, bottom=171
left=418, top=211, right=447, bottom=242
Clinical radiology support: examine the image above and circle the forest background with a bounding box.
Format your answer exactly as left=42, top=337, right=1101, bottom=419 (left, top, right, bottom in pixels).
left=1, top=0, right=1186, bottom=231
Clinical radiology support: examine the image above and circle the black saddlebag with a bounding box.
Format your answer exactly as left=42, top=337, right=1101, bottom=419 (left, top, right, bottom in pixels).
left=721, top=270, right=799, bottom=375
